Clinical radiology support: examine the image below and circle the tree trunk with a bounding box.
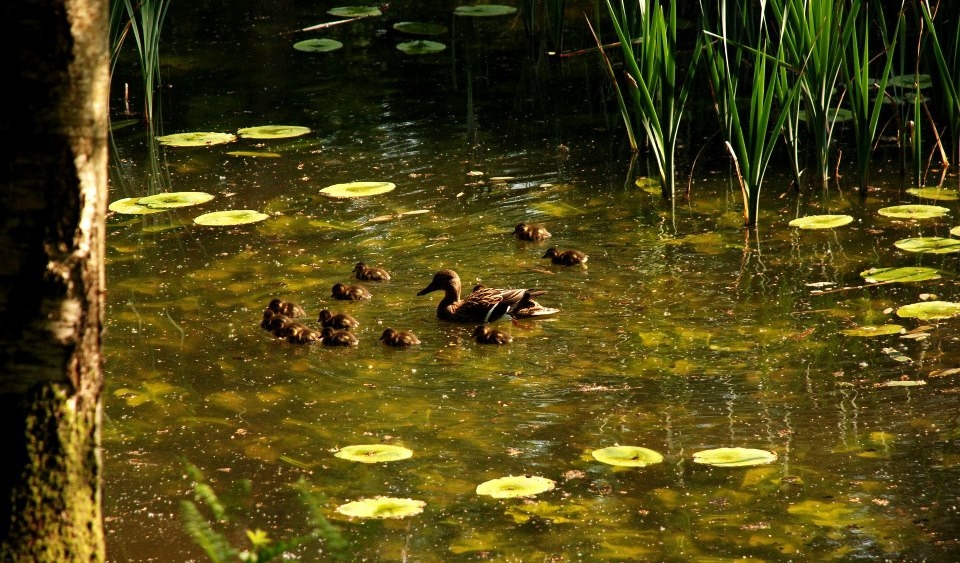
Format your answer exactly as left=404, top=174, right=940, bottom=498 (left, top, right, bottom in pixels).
left=0, top=0, right=109, bottom=560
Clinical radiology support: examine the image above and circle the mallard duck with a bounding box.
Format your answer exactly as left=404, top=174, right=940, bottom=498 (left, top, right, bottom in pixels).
left=472, top=325, right=512, bottom=345
left=417, top=269, right=554, bottom=323
left=379, top=327, right=421, bottom=347
left=317, top=309, right=360, bottom=330
left=286, top=324, right=320, bottom=345
left=267, top=298, right=306, bottom=318
left=331, top=282, right=372, bottom=301
left=320, top=326, right=359, bottom=346
left=513, top=222, right=551, bottom=241
left=542, top=247, right=588, bottom=266
left=353, top=262, right=391, bottom=281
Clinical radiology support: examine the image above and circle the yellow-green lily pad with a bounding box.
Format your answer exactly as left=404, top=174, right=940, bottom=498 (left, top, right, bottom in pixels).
left=906, top=187, right=959, bottom=201
left=840, top=324, right=905, bottom=337
left=194, top=210, right=269, bottom=226
left=226, top=151, right=282, bottom=158
left=108, top=197, right=167, bottom=215
left=333, top=444, right=413, bottom=463
left=335, top=496, right=425, bottom=519
left=397, top=40, right=446, bottom=54
left=692, top=447, right=778, bottom=467
left=860, top=266, right=940, bottom=283
left=293, top=38, right=343, bottom=53
left=592, top=446, right=664, bottom=467
left=634, top=176, right=661, bottom=195
left=156, top=132, right=236, bottom=147
left=895, top=300, right=960, bottom=320
left=327, top=6, right=382, bottom=17
left=951, top=225, right=960, bottom=237
left=894, top=237, right=960, bottom=254
left=454, top=5, right=518, bottom=17
left=877, top=204, right=950, bottom=219
left=393, top=21, right=448, bottom=35
left=476, top=475, right=556, bottom=498
left=788, top=214, right=854, bottom=229
left=237, top=125, right=311, bottom=139
left=321, top=181, right=396, bottom=198
left=137, top=191, right=215, bottom=209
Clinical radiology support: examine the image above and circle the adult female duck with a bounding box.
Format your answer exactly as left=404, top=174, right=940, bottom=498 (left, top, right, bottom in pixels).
left=417, top=269, right=557, bottom=323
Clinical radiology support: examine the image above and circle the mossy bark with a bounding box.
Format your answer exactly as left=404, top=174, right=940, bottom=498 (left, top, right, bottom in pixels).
left=0, top=0, right=109, bottom=559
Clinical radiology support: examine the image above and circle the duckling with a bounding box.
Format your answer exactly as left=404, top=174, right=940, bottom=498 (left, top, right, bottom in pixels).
left=379, top=328, right=421, bottom=347
left=331, top=282, right=372, bottom=301
left=542, top=247, right=588, bottom=266
left=513, top=222, right=552, bottom=241
left=261, top=308, right=278, bottom=330
left=353, top=262, right=391, bottom=281
left=317, top=309, right=360, bottom=330
left=267, top=298, right=306, bottom=318
left=286, top=324, right=320, bottom=345
left=320, top=326, right=359, bottom=346
left=472, top=325, right=513, bottom=345
left=266, top=315, right=298, bottom=338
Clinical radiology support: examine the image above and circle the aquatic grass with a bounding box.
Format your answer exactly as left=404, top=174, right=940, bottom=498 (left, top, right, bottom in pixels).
left=109, top=0, right=171, bottom=126
left=919, top=0, right=960, bottom=170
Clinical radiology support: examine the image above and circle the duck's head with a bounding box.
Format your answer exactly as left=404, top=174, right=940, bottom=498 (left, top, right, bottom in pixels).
left=417, top=269, right=461, bottom=295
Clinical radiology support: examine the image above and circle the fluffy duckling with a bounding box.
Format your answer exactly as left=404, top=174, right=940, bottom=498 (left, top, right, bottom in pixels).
left=513, top=222, right=552, bottom=241
left=353, top=262, right=391, bottom=281
left=317, top=309, right=360, bottom=330
left=379, top=328, right=421, bottom=347
left=320, top=326, right=359, bottom=346
left=472, top=325, right=513, bottom=345
left=286, top=324, right=320, bottom=345
left=542, top=247, right=588, bottom=266
left=331, top=282, right=372, bottom=301
left=267, top=298, right=306, bottom=318
left=265, top=314, right=297, bottom=337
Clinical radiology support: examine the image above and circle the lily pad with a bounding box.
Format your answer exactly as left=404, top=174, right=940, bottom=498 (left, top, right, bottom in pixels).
left=156, top=132, right=236, bottom=147
left=226, top=151, right=282, bottom=158
left=237, top=125, right=311, bottom=139
left=327, top=6, right=382, bottom=18
left=592, top=446, right=664, bottom=467
left=397, top=40, right=446, bottom=54
left=894, top=237, right=960, bottom=254
left=335, top=496, right=425, bottom=519
left=788, top=214, right=854, bottom=229
left=293, top=38, right=343, bottom=53
left=877, top=204, right=950, bottom=219
left=475, top=475, right=556, bottom=498
left=877, top=379, right=927, bottom=387
left=952, top=225, right=960, bottom=237
left=692, top=447, right=778, bottom=467
left=906, top=187, right=959, bottom=201
left=333, top=444, right=413, bottom=463
left=634, top=176, right=661, bottom=195
left=321, top=181, right=396, bottom=198
left=840, top=324, right=905, bottom=337
left=108, top=197, right=167, bottom=215
left=887, top=73, right=933, bottom=89
left=194, top=210, right=269, bottom=226
left=895, top=300, right=960, bottom=320
left=136, top=191, right=215, bottom=209
left=454, top=5, right=518, bottom=17
left=393, top=21, right=448, bottom=35
left=860, top=266, right=940, bottom=283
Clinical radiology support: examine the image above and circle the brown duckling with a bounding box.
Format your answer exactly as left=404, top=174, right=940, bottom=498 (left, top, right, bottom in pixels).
left=542, top=247, right=588, bottom=266
left=353, top=262, right=391, bottom=281
left=472, top=325, right=513, bottom=345
left=265, top=314, right=297, bottom=337
left=379, top=328, right=421, bottom=347
left=331, top=282, right=372, bottom=301
left=418, top=269, right=553, bottom=323
left=320, top=326, right=359, bottom=347
left=513, top=222, right=552, bottom=241
left=267, top=298, right=306, bottom=318
left=317, top=309, right=360, bottom=330
left=286, top=324, right=320, bottom=345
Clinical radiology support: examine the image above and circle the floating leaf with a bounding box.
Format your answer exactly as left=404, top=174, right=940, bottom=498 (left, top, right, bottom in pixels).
left=896, top=300, right=960, bottom=320
left=592, top=446, right=664, bottom=467
left=137, top=191, right=215, bottom=209
left=194, top=210, right=269, bottom=226
left=788, top=214, right=854, bottom=229
left=156, top=132, right=236, bottom=147
left=321, top=181, right=396, bottom=198
left=634, top=176, right=661, bottom=195
left=860, top=266, right=940, bottom=283
left=476, top=475, right=556, bottom=498
left=335, top=496, right=425, bottom=519
left=454, top=5, right=518, bottom=16
left=293, top=38, right=343, bottom=53
left=877, top=379, right=927, bottom=387
left=906, top=187, right=959, bottom=201
left=334, top=444, right=413, bottom=463
left=887, top=73, right=933, bottom=89
left=692, top=447, right=777, bottom=467
left=327, top=6, right=382, bottom=17
left=788, top=500, right=859, bottom=528
left=840, top=324, right=905, bottom=337
left=894, top=237, right=960, bottom=254
left=108, top=197, right=167, bottom=215
left=951, top=225, right=960, bottom=237
left=396, top=40, right=446, bottom=54
left=237, top=125, right=311, bottom=139
left=393, top=21, right=448, bottom=35
left=877, top=204, right=950, bottom=219
left=226, top=151, right=281, bottom=158
left=504, top=501, right=587, bottom=524
left=798, top=107, right=853, bottom=123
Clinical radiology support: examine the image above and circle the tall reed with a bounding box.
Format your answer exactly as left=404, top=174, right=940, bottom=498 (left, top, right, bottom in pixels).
left=109, top=0, right=171, bottom=126
left=919, top=0, right=960, bottom=170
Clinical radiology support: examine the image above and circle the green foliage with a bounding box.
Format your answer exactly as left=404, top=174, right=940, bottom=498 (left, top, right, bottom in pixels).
left=109, top=0, right=171, bottom=125
left=919, top=0, right=960, bottom=167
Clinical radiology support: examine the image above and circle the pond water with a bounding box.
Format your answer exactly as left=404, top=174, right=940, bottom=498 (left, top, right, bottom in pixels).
left=104, top=2, right=960, bottom=561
